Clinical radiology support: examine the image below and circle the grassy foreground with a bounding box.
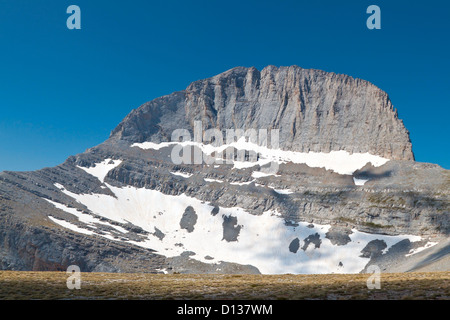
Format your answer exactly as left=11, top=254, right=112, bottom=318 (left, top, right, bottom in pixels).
left=0, top=271, right=448, bottom=300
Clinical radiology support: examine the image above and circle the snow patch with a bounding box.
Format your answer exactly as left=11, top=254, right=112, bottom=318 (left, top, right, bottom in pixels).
left=54, top=183, right=65, bottom=190
left=156, top=268, right=168, bottom=274
left=77, top=159, right=122, bottom=182
left=131, top=141, right=175, bottom=150
left=45, top=198, right=128, bottom=234
left=252, top=171, right=274, bottom=178
left=273, top=188, right=294, bottom=195
left=170, top=171, right=193, bottom=178
left=204, top=178, right=224, bottom=183
left=230, top=180, right=255, bottom=186
left=405, top=241, right=438, bottom=257
left=353, top=177, right=369, bottom=186
left=132, top=139, right=389, bottom=175
left=48, top=216, right=95, bottom=236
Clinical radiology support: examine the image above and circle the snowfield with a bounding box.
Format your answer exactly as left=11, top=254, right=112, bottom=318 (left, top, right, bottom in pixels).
left=45, top=159, right=422, bottom=274
left=132, top=139, right=389, bottom=175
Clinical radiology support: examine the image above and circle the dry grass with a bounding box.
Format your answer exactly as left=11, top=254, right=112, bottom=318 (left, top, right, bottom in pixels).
left=0, top=271, right=448, bottom=300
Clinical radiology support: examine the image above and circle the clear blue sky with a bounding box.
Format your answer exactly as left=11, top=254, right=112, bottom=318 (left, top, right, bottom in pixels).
left=0, top=0, right=449, bottom=171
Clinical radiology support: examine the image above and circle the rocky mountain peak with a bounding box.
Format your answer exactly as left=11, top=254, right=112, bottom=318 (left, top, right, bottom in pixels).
left=110, top=66, right=414, bottom=161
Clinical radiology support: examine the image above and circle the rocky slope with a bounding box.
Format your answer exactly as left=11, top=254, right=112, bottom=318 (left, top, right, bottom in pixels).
left=0, top=66, right=447, bottom=274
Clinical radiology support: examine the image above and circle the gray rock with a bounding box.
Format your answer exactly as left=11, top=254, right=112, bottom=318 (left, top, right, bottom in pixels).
left=110, top=66, right=414, bottom=160
left=289, top=238, right=300, bottom=253
left=302, top=233, right=322, bottom=251
left=180, top=206, right=197, bottom=233
left=222, top=215, right=241, bottom=242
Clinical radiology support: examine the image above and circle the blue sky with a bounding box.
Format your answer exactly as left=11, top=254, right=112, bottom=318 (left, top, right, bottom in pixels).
left=0, top=0, right=449, bottom=171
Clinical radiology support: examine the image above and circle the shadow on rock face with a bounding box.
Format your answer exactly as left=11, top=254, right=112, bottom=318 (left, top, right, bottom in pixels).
left=360, top=239, right=387, bottom=259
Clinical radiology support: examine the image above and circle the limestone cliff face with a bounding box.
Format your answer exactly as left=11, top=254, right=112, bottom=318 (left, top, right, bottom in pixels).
left=111, top=65, right=414, bottom=160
